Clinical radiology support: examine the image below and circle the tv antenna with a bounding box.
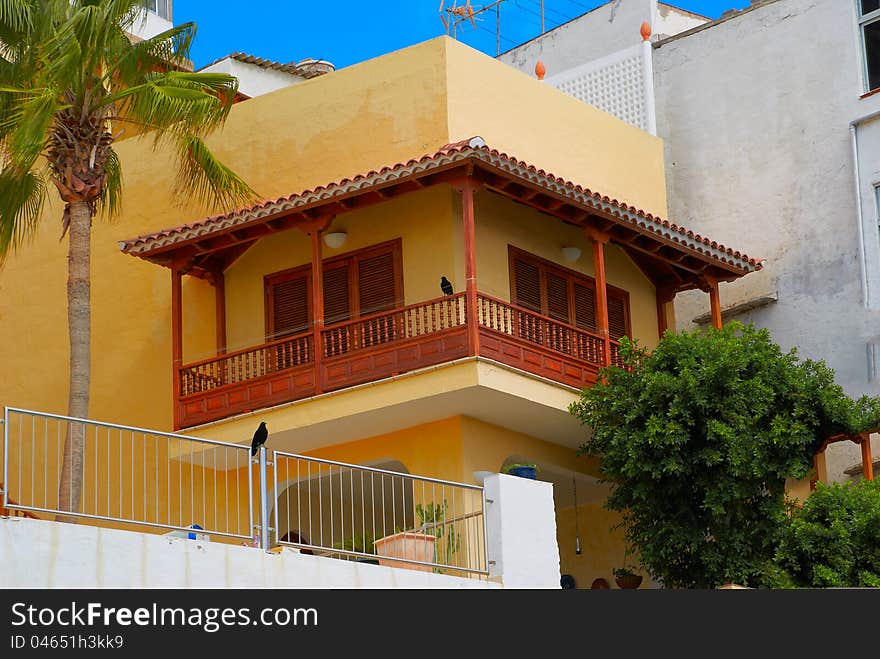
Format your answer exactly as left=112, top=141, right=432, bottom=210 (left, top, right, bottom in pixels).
left=440, top=0, right=509, bottom=56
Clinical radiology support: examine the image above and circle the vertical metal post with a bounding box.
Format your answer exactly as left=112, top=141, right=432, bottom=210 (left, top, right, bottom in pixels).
left=481, top=487, right=490, bottom=573
left=2, top=407, right=8, bottom=508
left=259, top=445, right=270, bottom=551
left=273, top=453, right=279, bottom=549
left=496, top=2, right=501, bottom=56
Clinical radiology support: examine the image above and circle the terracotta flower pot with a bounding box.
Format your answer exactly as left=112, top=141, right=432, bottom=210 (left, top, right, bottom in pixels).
left=614, top=574, right=643, bottom=589
left=373, top=532, right=436, bottom=572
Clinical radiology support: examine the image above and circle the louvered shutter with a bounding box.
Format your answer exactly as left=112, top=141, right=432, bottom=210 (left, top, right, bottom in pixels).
left=513, top=259, right=541, bottom=312
left=358, top=251, right=397, bottom=347
left=573, top=282, right=597, bottom=332
left=357, top=252, right=396, bottom=315
left=323, top=264, right=351, bottom=325
left=608, top=293, right=628, bottom=340
left=546, top=272, right=570, bottom=323
left=271, top=275, right=309, bottom=339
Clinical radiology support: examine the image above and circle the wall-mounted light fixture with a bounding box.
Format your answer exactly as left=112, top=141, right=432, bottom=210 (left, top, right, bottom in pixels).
left=323, top=231, right=347, bottom=249
left=561, top=246, right=582, bottom=263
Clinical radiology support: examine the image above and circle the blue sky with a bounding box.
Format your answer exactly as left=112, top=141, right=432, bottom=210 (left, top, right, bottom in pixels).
left=175, top=1, right=750, bottom=70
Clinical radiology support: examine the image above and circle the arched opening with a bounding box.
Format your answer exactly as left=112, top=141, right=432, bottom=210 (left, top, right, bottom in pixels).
left=272, top=458, right=413, bottom=558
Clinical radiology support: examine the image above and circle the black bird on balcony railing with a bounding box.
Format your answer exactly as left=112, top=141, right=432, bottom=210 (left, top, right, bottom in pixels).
left=440, top=276, right=453, bottom=296
left=250, top=421, right=268, bottom=456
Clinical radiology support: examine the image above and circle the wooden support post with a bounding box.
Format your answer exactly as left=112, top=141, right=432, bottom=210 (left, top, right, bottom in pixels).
left=656, top=286, right=675, bottom=338
left=585, top=227, right=611, bottom=366
left=171, top=267, right=183, bottom=429
left=707, top=276, right=722, bottom=330
left=461, top=180, right=480, bottom=356
left=310, top=229, right=325, bottom=394
left=297, top=216, right=333, bottom=394
left=213, top=270, right=227, bottom=355
left=862, top=433, right=874, bottom=481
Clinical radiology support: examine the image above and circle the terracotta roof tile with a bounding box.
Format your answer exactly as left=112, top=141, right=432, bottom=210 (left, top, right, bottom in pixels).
left=119, top=137, right=763, bottom=273
left=199, top=52, right=335, bottom=79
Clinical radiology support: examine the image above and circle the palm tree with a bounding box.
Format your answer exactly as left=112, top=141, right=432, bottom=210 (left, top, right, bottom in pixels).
left=0, top=1, right=255, bottom=521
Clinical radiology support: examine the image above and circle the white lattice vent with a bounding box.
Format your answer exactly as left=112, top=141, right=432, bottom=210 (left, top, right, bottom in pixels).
left=547, top=45, right=648, bottom=132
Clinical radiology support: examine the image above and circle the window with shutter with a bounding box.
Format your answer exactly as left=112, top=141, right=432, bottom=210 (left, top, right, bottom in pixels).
left=270, top=274, right=309, bottom=339
left=323, top=264, right=351, bottom=325
left=607, top=293, right=629, bottom=341
left=508, top=246, right=631, bottom=356
left=266, top=270, right=311, bottom=370
left=265, top=239, right=403, bottom=360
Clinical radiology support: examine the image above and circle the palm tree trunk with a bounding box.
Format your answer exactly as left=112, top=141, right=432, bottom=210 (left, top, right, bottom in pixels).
left=56, top=200, right=91, bottom=523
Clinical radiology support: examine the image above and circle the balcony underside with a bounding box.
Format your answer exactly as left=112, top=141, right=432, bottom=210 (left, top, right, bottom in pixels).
left=177, top=293, right=619, bottom=428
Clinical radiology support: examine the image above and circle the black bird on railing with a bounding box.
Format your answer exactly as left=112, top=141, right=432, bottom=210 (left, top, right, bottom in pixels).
left=250, top=421, right=268, bottom=456
left=440, top=276, right=453, bottom=296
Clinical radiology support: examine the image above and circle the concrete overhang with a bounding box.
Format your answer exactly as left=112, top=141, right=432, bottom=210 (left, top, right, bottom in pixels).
left=174, top=357, right=589, bottom=463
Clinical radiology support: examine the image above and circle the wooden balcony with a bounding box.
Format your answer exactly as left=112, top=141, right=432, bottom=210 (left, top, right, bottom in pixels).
left=176, top=292, right=620, bottom=428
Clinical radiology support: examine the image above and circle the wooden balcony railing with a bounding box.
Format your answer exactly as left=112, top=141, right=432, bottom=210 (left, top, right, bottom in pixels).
left=322, top=293, right=466, bottom=358
left=476, top=293, right=606, bottom=363
left=176, top=291, right=626, bottom=427
left=180, top=332, right=314, bottom=396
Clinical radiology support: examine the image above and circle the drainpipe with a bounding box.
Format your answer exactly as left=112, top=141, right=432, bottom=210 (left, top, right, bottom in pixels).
left=850, top=107, right=880, bottom=309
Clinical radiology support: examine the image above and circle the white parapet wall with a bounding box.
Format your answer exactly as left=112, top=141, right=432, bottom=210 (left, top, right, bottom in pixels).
left=484, top=473, right=561, bottom=588
left=0, top=518, right=498, bottom=589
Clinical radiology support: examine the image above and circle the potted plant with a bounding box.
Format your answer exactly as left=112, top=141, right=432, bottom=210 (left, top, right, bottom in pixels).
left=502, top=463, right=537, bottom=479
left=613, top=544, right=643, bottom=589
left=612, top=566, right=643, bottom=589
left=373, top=500, right=460, bottom=573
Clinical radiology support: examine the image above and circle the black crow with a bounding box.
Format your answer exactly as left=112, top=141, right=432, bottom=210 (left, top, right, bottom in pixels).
left=440, top=276, right=453, bottom=296
left=250, top=421, right=268, bottom=456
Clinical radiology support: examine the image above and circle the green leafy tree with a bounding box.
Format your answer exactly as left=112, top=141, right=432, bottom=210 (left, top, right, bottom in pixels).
left=0, top=1, right=255, bottom=520
left=767, top=480, right=880, bottom=588
left=570, top=323, right=880, bottom=588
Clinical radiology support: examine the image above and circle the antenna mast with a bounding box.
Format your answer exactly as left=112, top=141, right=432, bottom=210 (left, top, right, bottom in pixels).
left=440, top=1, right=509, bottom=56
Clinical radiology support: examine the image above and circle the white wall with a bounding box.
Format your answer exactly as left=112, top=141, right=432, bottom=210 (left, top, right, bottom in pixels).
left=499, top=0, right=656, bottom=79
left=484, top=474, right=561, bottom=588
left=654, top=0, right=880, bottom=481
left=128, top=9, right=173, bottom=41
left=0, top=518, right=498, bottom=588
left=499, top=0, right=706, bottom=80
left=198, top=59, right=305, bottom=99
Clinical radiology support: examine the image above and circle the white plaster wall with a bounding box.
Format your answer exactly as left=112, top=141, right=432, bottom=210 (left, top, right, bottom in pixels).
left=128, top=9, right=173, bottom=41
left=198, top=60, right=305, bottom=99
left=654, top=0, right=880, bottom=481
left=484, top=474, right=561, bottom=588
left=0, top=518, right=499, bottom=589
left=654, top=3, right=709, bottom=40
left=499, top=0, right=656, bottom=79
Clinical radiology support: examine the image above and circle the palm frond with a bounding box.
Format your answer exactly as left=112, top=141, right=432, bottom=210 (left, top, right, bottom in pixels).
left=1, top=87, right=59, bottom=169
left=0, top=0, right=34, bottom=33
left=0, top=167, right=46, bottom=260
left=174, top=134, right=257, bottom=211
left=98, top=145, right=121, bottom=218
left=108, top=70, right=238, bottom=141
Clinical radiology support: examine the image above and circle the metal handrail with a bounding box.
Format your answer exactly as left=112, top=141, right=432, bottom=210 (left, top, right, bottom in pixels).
left=2, top=407, right=254, bottom=540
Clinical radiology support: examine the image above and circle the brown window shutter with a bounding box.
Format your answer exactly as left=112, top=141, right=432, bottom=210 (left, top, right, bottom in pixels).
left=546, top=272, right=570, bottom=323
left=513, top=258, right=541, bottom=313
left=573, top=282, right=597, bottom=333
left=608, top=293, right=628, bottom=340
left=357, top=251, right=396, bottom=315
left=323, top=264, right=351, bottom=325
left=271, top=275, right=309, bottom=339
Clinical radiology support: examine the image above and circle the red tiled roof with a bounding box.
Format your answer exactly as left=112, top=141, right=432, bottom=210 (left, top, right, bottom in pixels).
left=119, top=137, right=763, bottom=274
left=199, top=52, right=335, bottom=79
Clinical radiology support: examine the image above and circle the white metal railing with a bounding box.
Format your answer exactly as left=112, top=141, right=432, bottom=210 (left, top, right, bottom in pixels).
left=272, top=452, right=489, bottom=576
left=1, top=407, right=254, bottom=540
left=2, top=407, right=490, bottom=576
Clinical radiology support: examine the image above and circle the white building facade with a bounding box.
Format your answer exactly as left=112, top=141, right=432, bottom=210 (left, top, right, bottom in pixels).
left=501, top=0, right=880, bottom=481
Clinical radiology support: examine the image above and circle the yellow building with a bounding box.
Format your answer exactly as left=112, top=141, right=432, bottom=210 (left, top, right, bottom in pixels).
left=0, top=37, right=760, bottom=588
